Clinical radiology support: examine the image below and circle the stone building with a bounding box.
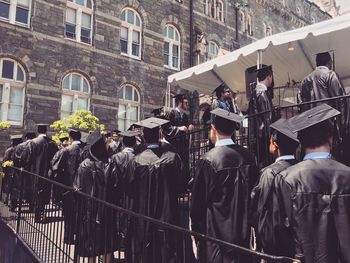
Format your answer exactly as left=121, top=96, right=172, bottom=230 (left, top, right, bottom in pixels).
left=0, top=0, right=330, bottom=150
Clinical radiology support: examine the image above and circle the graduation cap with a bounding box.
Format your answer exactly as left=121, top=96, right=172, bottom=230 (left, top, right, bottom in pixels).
left=287, top=104, right=340, bottom=133
left=36, top=123, right=49, bottom=133
left=119, top=130, right=140, bottom=137
left=151, top=107, right=163, bottom=117
left=256, top=65, right=272, bottom=81
left=135, top=117, right=170, bottom=130
left=210, top=108, right=244, bottom=123
left=88, top=130, right=108, bottom=162
left=270, top=118, right=299, bottom=142
left=10, top=135, right=23, bottom=146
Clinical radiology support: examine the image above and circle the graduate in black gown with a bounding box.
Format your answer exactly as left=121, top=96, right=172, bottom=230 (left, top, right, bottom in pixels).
left=49, top=128, right=83, bottom=244
left=125, top=117, right=183, bottom=263
left=21, top=124, right=58, bottom=222
left=2, top=135, right=23, bottom=207
left=73, top=130, right=117, bottom=263
left=273, top=104, right=350, bottom=262
left=190, top=108, right=258, bottom=263
left=166, top=94, right=193, bottom=192
left=250, top=118, right=299, bottom=256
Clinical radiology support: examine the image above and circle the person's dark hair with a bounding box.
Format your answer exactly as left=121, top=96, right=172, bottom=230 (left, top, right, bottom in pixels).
left=271, top=130, right=299, bottom=155
left=213, top=116, right=237, bottom=135
left=143, top=128, right=160, bottom=144
left=316, top=52, right=331, bottom=67
left=298, top=120, right=333, bottom=149
left=123, top=136, right=136, bottom=148
left=257, top=70, right=272, bottom=82
left=69, top=131, right=81, bottom=141
left=37, top=126, right=47, bottom=134
left=175, top=95, right=184, bottom=106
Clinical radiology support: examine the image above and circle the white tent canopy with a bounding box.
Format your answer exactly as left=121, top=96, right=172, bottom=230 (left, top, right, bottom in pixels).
left=168, top=13, right=350, bottom=96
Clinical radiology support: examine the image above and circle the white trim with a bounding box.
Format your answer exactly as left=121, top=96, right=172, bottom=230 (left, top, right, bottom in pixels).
left=118, top=84, right=141, bottom=131
left=0, top=0, right=31, bottom=28
left=163, top=24, right=181, bottom=70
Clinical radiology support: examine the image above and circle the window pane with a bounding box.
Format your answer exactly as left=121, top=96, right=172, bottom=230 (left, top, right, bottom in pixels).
left=121, top=27, right=128, bottom=39
left=63, top=76, right=70, bottom=89
left=8, top=88, right=23, bottom=122
left=78, top=98, right=88, bottom=110
left=164, top=42, right=169, bottom=66
left=2, top=60, right=14, bottom=79
left=133, top=89, right=139, bottom=102
left=8, top=105, right=22, bottom=122
left=163, top=27, right=167, bottom=37
left=0, top=2, right=10, bottom=19
left=168, top=26, right=174, bottom=39
left=17, top=0, right=29, bottom=7
left=71, top=75, right=81, bottom=91
left=0, top=84, right=3, bottom=103
left=118, top=119, right=125, bottom=132
left=118, top=104, right=126, bottom=119
left=86, top=0, right=92, bottom=8
left=83, top=79, right=89, bottom=93
left=129, top=106, right=138, bottom=121
left=10, top=87, right=23, bottom=104
left=121, top=10, right=126, bottom=21
left=175, top=31, right=179, bottom=41
left=136, top=16, right=140, bottom=27
left=75, top=0, right=85, bottom=6
left=173, top=45, right=179, bottom=57
left=81, top=28, right=91, bottom=44
left=81, top=13, right=91, bottom=29
left=132, top=43, right=139, bottom=57
left=121, top=40, right=128, bottom=53
left=125, top=86, right=132, bottom=100
left=15, top=7, right=29, bottom=24
left=132, top=31, right=140, bottom=57
left=61, top=95, right=73, bottom=113
left=16, top=66, right=24, bottom=81
left=66, top=8, right=76, bottom=24
left=65, top=24, right=76, bottom=39
left=132, top=31, right=140, bottom=43
left=127, top=10, right=134, bottom=24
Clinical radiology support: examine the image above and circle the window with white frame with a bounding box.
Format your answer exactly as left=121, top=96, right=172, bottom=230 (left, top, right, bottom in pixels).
left=204, top=0, right=224, bottom=21
left=0, top=0, right=31, bottom=26
left=246, top=14, right=253, bottom=35
left=118, top=84, right=140, bottom=131
left=65, top=0, right=93, bottom=44
left=61, top=73, right=90, bottom=118
left=163, top=25, right=180, bottom=70
left=0, top=58, right=25, bottom=125
left=120, top=8, right=142, bottom=59
left=207, top=41, right=219, bottom=61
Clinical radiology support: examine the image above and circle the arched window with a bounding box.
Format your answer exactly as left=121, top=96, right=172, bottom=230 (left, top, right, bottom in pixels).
left=0, top=0, right=31, bottom=26
left=61, top=72, right=90, bottom=118
left=0, top=58, right=25, bottom=125
left=120, top=8, right=142, bottom=59
left=202, top=0, right=209, bottom=15
left=118, top=84, right=140, bottom=131
left=207, top=41, right=219, bottom=61
left=240, top=11, right=246, bottom=32
left=65, top=0, right=93, bottom=44
left=163, top=25, right=181, bottom=70
left=205, top=0, right=224, bottom=21
left=217, top=0, right=224, bottom=22
left=246, top=14, right=253, bottom=36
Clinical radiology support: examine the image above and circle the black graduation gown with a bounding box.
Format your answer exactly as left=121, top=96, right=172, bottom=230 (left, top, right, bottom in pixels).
left=248, top=86, right=273, bottom=167
left=250, top=158, right=297, bottom=256
left=274, top=158, right=350, bottom=262
left=74, top=152, right=117, bottom=257
left=166, top=109, right=191, bottom=192
left=125, top=147, right=182, bottom=263
left=50, top=142, right=83, bottom=243
left=2, top=146, right=16, bottom=194
left=190, top=144, right=258, bottom=263
left=21, top=136, right=58, bottom=210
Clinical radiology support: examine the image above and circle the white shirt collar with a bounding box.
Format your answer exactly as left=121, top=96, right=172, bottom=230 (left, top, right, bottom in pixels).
left=256, top=83, right=267, bottom=92
left=38, top=134, right=46, bottom=137
left=72, top=140, right=81, bottom=145
left=316, top=66, right=330, bottom=70
left=122, top=147, right=134, bottom=153
left=275, top=155, right=295, bottom=163
left=215, top=138, right=235, bottom=147
left=303, top=152, right=331, bottom=161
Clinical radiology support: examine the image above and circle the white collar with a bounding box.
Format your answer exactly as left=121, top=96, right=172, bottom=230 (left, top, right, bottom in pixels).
left=275, top=155, right=295, bottom=163
left=215, top=138, right=235, bottom=147
left=122, top=147, right=134, bottom=153
left=316, top=66, right=330, bottom=70
left=38, top=134, right=46, bottom=137
left=176, top=107, right=183, bottom=114
left=256, top=83, right=267, bottom=92
left=72, top=141, right=81, bottom=145
left=303, top=152, right=331, bottom=160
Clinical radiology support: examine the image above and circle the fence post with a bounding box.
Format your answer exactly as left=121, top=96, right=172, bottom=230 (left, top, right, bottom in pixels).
left=16, top=168, right=24, bottom=233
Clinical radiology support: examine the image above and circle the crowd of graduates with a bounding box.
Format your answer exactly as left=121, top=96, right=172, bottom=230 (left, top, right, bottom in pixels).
left=2, top=51, right=350, bottom=263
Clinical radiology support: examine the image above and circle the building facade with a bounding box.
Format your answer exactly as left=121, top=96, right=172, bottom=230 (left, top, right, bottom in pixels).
left=0, top=0, right=330, bottom=149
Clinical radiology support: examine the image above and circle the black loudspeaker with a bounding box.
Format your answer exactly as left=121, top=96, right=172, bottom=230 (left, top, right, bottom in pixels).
left=245, top=64, right=274, bottom=100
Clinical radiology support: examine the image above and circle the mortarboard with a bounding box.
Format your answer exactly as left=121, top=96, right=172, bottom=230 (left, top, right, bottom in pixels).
left=68, top=128, right=81, bottom=136
left=270, top=118, right=299, bottom=142
left=286, top=104, right=340, bottom=133
left=135, top=117, right=170, bottom=130
left=80, top=131, right=90, bottom=144
left=212, top=83, right=230, bottom=95
left=119, top=130, right=140, bottom=138
left=210, top=108, right=244, bottom=124
left=256, top=65, right=272, bottom=80
left=10, top=134, right=23, bottom=140
left=151, top=107, right=163, bottom=116
left=88, top=130, right=108, bottom=161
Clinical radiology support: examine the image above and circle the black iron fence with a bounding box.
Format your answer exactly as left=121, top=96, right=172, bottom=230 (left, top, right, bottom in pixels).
left=0, top=166, right=301, bottom=263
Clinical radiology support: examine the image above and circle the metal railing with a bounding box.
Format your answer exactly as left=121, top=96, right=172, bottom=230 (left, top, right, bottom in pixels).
left=0, top=166, right=301, bottom=263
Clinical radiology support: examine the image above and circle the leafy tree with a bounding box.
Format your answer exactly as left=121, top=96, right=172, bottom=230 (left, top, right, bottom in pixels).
left=50, top=110, right=105, bottom=145
left=0, top=122, right=11, bottom=129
